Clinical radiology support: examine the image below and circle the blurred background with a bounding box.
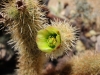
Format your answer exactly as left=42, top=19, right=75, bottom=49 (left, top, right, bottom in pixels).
left=0, top=0, right=100, bottom=75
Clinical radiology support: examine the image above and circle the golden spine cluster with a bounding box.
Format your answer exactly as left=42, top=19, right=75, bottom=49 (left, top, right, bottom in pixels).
left=2, top=0, right=47, bottom=75
left=67, top=51, right=100, bottom=75
left=45, top=21, right=78, bottom=59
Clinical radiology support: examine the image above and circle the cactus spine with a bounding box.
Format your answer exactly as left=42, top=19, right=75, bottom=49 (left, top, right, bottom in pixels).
left=2, top=0, right=47, bottom=75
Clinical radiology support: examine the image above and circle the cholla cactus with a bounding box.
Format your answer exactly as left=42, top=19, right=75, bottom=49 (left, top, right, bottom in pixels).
left=70, top=51, right=100, bottom=75
left=2, top=0, right=47, bottom=75
left=1, top=0, right=78, bottom=75
left=36, top=21, right=78, bottom=59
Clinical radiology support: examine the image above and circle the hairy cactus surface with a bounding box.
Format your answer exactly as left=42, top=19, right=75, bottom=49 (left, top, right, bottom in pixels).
left=69, top=51, right=100, bottom=75
left=1, top=0, right=79, bottom=75
left=2, top=0, right=47, bottom=75
left=36, top=21, right=78, bottom=59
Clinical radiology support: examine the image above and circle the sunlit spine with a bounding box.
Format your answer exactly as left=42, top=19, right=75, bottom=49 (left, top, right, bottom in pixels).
left=2, top=0, right=47, bottom=75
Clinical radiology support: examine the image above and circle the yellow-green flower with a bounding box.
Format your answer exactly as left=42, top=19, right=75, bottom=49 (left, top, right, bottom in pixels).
left=36, top=26, right=61, bottom=53
left=36, top=21, right=78, bottom=59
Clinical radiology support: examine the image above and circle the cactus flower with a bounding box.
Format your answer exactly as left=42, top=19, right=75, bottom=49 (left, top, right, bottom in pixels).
left=36, top=26, right=61, bottom=53
left=36, top=21, right=78, bottom=59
